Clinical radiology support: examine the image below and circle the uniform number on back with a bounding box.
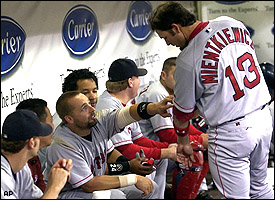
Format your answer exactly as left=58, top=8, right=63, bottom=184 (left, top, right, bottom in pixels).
left=225, top=52, right=260, bottom=101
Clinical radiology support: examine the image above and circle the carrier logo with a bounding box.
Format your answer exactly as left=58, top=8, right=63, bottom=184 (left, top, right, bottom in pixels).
left=126, top=1, right=152, bottom=43
left=62, top=4, right=99, bottom=57
left=1, top=16, right=26, bottom=77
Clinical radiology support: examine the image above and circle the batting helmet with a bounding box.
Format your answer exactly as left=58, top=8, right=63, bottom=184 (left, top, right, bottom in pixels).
left=260, top=62, right=274, bottom=94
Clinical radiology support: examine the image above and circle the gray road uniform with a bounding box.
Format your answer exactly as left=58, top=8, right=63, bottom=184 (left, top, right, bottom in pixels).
left=45, top=109, right=160, bottom=199
left=96, top=90, right=168, bottom=199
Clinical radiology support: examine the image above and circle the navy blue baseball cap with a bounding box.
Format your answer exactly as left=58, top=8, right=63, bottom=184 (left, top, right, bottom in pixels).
left=2, top=109, right=53, bottom=141
left=108, top=58, right=147, bottom=82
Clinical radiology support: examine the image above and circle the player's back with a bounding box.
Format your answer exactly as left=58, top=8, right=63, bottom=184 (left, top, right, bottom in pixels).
left=175, top=16, right=271, bottom=127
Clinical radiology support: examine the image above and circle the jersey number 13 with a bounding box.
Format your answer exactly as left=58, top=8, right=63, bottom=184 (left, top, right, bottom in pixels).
left=225, top=52, right=260, bottom=101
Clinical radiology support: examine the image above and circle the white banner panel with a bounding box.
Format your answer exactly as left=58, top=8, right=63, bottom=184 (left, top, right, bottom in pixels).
left=1, top=1, right=196, bottom=126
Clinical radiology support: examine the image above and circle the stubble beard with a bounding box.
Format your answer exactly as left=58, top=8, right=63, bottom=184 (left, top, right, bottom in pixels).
left=88, top=118, right=98, bottom=128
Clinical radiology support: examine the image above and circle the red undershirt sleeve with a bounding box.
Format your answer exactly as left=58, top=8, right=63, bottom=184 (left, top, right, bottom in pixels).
left=188, top=123, right=203, bottom=135
left=134, top=136, right=169, bottom=148
left=116, top=143, right=162, bottom=160
left=156, top=124, right=203, bottom=144
left=157, top=128, right=177, bottom=144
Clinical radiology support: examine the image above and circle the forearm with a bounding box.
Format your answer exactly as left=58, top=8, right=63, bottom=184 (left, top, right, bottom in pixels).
left=81, top=175, right=120, bottom=193
left=107, top=149, right=122, bottom=163
left=174, top=115, right=189, bottom=129
left=41, top=186, right=61, bottom=199
left=160, top=148, right=176, bottom=159
left=129, top=103, right=156, bottom=121
left=117, top=97, right=173, bottom=129
left=177, top=134, right=190, bottom=146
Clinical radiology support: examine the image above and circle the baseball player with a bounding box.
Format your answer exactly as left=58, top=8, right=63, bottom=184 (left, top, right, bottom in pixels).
left=150, top=2, right=274, bottom=199
left=58, top=68, right=155, bottom=176
left=15, top=98, right=54, bottom=192
left=1, top=110, right=72, bottom=199
left=96, top=58, right=179, bottom=199
left=44, top=91, right=173, bottom=199
left=135, top=57, right=211, bottom=199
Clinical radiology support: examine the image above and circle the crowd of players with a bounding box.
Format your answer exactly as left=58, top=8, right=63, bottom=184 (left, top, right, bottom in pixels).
left=1, top=2, right=274, bottom=199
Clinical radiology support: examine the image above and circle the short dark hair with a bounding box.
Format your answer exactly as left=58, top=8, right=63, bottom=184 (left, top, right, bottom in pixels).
left=162, top=57, right=177, bottom=74
left=56, top=91, right=81, bottom=123
left=150, top=1, right=197, bottom=31
left=16, top=98, right=48, bottom=122
left=62, top=69, right=98, bottom=93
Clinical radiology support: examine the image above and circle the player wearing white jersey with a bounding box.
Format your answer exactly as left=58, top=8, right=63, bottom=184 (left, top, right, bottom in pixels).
left=1, top=110, right=72, bottom=199
left=136, top=57, right=211, bottom=199
left=136, top=57, right=208, bottom=148
left=150, top=2, right=274, bottom=199
left=45, top=91, right=173, bottom=199
left=96, top=58, right=179, bottom=199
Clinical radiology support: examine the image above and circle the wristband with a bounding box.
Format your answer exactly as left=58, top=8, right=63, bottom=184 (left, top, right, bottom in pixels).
left=116, top=155, right=130, bottom=162
left=118, top=174, right=137, bottom=187
left=173, top=121, right=190, bottom=136
left=107, top=161, right=130, bottom=175
left=137, top=102, right=155, bottom=119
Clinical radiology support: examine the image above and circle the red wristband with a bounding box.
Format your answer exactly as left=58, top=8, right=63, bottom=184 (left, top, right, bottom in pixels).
left=173, top=121, right=190, bottom=136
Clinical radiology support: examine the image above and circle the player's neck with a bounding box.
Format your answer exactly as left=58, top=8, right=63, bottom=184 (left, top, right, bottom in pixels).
left=109, top=90, right=132, bottom=105
left=2, top=150, right=30, bottom=173
left=181, top=20, right=201, bottom=41
left=66, top=124, right=90, bottom=137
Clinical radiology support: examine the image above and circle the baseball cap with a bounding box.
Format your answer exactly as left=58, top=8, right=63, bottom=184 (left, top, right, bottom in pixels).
left=2, top=109, right=53, bottom=141
left=108, top=58, right=147, bottom=82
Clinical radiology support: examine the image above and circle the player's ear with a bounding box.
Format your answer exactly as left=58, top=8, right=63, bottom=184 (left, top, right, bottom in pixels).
left=171, top=23, right=181, bottom=33
left=161, top=71, right=167, bottom=81
left=128, top=78, right=133, bottom=88
left=27, top=137, right=36, bottom=149
left=64, top=115, right=73, bottom=124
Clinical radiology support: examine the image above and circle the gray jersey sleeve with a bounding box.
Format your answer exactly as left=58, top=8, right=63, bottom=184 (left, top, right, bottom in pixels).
left=1, top=157, right=42, bottom=199
left=136, top=81, right=174, bottom=141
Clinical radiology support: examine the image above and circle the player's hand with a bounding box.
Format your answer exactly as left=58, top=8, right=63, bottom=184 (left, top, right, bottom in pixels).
left=148, top=95, right=174, bottom=117
left=129, top=158, right=154, bottom=176
left=44, top=158, right=73, bottom=198
left=130, top=149, right=154, bottom=176
left=177, top=136, right=195, bottom=168
left=168, top=143, right=178, bottom=148
left=135, top=175, right=154, bottom=197
left=53, top=158, right=73, bottom=171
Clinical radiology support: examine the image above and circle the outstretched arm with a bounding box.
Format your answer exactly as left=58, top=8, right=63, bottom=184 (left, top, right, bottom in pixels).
left=117, top=95, right=174, bottom=130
